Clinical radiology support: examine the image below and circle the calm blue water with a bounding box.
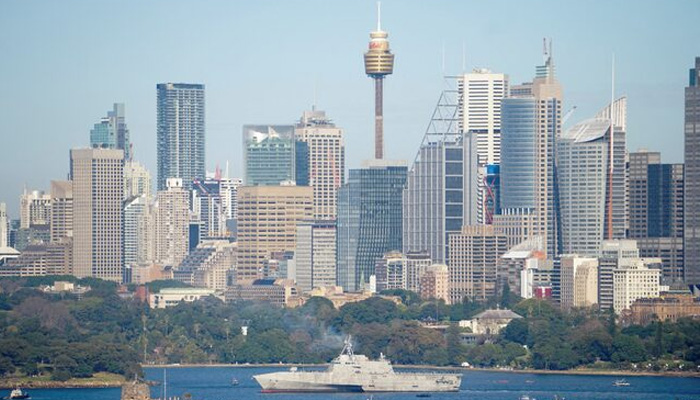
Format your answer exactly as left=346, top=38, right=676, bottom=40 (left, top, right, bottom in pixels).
left=7, top=367, right=700, bottom=400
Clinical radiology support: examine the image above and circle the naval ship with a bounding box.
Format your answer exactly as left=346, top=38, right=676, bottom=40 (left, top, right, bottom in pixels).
left=253, top=337, right=462, bottom=393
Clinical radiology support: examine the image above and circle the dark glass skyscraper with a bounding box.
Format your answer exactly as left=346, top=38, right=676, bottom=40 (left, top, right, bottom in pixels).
left=90, top=103, right=131, bottom=161
left=685, top=57, right=700, bottom=285
left=242, top=125, right=296, bottom=186
left=337, top=160, right=407, bottom=292
left=156, top=83, right=205, bottom=191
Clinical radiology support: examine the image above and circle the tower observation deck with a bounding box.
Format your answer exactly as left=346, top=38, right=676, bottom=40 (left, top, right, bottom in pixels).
left=364, top=3, right=395, bottom=159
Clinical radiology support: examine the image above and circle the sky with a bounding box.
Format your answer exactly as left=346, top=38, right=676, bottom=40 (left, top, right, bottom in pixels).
left=1, top=0, right=699, bottom=216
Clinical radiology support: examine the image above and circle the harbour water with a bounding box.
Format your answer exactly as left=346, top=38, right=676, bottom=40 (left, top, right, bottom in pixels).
left=7, top=367, right=700, bottom=400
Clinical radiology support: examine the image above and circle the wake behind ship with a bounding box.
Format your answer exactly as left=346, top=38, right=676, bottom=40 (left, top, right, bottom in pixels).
left=253, top=337, right=462, bottom=393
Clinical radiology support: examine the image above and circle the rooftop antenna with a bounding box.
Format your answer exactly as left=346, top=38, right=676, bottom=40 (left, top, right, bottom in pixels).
left=225, top=160, right=230, bottom=179
left=313, top=76, right=318, bottom=111
left=461, top=41, right=466, bottom=73
left=606, top=53, right=615, bottom=240
left=377, top=1, right=381, bottom=31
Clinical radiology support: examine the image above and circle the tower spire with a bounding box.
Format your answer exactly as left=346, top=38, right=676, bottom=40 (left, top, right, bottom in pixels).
left=377, top=1, right=381, bottom=31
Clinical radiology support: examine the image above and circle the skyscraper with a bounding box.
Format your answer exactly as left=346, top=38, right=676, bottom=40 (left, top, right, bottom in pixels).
left=156, top=83, right=205, bottom=191
left=557, top=99, right=627, bottom=257
left=155, top=178, right=190, bottom=267
left=70, top=148, right=124, bottom=281
left=0, top=203, right=7, bottom=248
left=684, top=57, right=700, bottom=284
left=403, top=86, right=479, bottom=264
left=49, top=180, right=73, bottom=243
left=242, top=125, right=296, bottom=186
left=497, top=41, right=562, bottom=257
left=337, top=160, right=407, bottom=292
left=295, top=108, right=345, bottom=220
left=123, top=195, right=152, bottom=268
left=236, top=184, right=313, bottom=282
left=90, top=103, right=131, bottom=161
left=124, top=161, right=151, bottom=199
left=19, top=189, right=51, bottom=229
left=363, top=3, right=394, bottom=159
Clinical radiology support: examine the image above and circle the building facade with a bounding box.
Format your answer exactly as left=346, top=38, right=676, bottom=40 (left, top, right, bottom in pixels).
left=295, top=220, right=337, bottom=292
left=90, top=103, right=131, bottom=161
left=294, top=108, right=345, bottom=220
left=337, top=160, right=407, bottom=292
left=155, top=178, right=190, bottom=267
left=243, top=125, right=296, bottom=186
left=420, top=263, right=449, bottom=304
left=156, top=83, right=205, bottom=191
left=684, top=57, right=700, bottom=285
left=560, top=255, right=598, bottom=310
left=70, top=148, right=124, bottom=281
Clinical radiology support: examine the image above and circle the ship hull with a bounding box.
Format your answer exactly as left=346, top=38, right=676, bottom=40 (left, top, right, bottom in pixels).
left=254, top=370, right=461, bottom=393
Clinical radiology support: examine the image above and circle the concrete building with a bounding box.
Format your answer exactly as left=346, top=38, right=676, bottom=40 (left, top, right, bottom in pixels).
left=295, top=108, right=345, bottom=220
left=375, top=251, right=407, bottom=292
left=155, top=178, right=190, bottom=267
left=71, top=148, right=124, bottom=281
left=191, top=176, right=227, bottom=238
left=459, top=309, right=522, bottom=335
left=156, top=83, right=205, bottom=191
left=173, top=240, right=235, bottom=290
left=123, top=195, right=152, bottom=268
left=448, top=225, right=508, bottom=302
left=295, top=220, right=337, bottom=292
left=49, top=180, right=73, bottom=243
left=420, top=263, right=449, bottom=304
left=337, top=160, right=407, bottom=292
left=499, top=42, right=562, bottom=257
left=560, top=255, right=598, bottom=310
left=613, top=258, right=661, bottom=314
left=598, top=240, right=641, bottom=310
left=149, top=287, right=218, bottom=309
left=684, top=57, right=700, bottom=285
left=498, top=236, right=546, bottom=298
left=243, top=125, right=296, bottom=186
left=90, top=103, right=131, bottom=161
left=124, top=161, right=151, bottom=199
left=236, top=184, right=313, bottom=282
left=20, top=189, right=51, bottom=229
left=405, top=251, right=432, bottom=293
left=224, top=278, right=298, bottom=307
left=625, top=293, right=700, bottom=325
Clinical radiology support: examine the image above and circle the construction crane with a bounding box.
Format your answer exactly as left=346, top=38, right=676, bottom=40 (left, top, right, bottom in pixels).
left=562, top=105, right=577, bottom=126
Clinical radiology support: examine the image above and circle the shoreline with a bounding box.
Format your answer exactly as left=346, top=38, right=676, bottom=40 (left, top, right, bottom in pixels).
left=142, top=363, right=700, bottom=378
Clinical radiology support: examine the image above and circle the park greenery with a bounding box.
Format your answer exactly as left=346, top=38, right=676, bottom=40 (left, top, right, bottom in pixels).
left=0, top=276, right=699, bottom=383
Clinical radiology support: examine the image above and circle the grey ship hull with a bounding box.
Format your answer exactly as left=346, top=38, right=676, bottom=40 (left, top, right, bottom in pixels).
left=254, top=370, right=462, bottom=393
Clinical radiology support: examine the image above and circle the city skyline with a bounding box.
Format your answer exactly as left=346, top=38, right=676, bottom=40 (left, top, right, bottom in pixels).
left=1, top=0, right=699, bottom=215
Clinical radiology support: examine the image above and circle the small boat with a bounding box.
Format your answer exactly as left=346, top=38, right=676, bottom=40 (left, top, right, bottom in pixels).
left=4, top=388, right=30, bottom=400
left=519, top=395, right=534, bottom=400
left=613, top=378, right=630, bottom=387
left=231, top=378, right=239, bottom=386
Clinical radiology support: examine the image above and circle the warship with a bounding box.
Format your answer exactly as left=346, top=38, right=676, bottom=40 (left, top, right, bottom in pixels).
left=253, top=337, right=462, bottom=393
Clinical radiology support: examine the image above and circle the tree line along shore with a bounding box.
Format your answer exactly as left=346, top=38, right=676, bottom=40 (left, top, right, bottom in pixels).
left=0, top=276, right=699, bottom=386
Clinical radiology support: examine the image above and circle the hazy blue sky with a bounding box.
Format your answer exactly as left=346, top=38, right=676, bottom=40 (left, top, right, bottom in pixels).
left=1, top=0, right=698, bottom=216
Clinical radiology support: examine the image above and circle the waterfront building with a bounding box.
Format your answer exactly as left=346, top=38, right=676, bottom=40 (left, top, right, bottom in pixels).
left=156, top=83, right=205, bottom=191
left=295, top=108, right=345, bottom=220
left=70, top=148, right=124, bottom=281
left=337, top=160, right=407, bottom=292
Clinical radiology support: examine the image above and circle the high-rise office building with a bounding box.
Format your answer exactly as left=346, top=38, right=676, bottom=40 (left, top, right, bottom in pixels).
left=448, top=225, right=508, bottom=303
left=124, top=161, right=151, bottom=199
left=420, top=264, right=450, bottom=304
left=191, top=177, right=227, bottom=238
left=20, top=189, right=51, bottom=229
left=557, top=99, right=627, bottom=257
left=49, top=180, right=73, bottom=243
left=684, top=57, right=700, bottom=284
left=90, top=103, right=131, bottom=161
left=0, top=203, right=7, bottom=248
left=295, top=220, right=337, bottom=292
left=156, top=83, right=205, bottom=191
left=337, top=160, right=407, bottom=292
left=498, top=41, right=562, bottom=257
left=236, top=184, right=313, bottom=282
left=629, top=151, right=684, bottom=284
left=375, top=251, right=407, bottom=292
left=295, top=108, right=345, bottom=220
left=155, top=178, right=190, bottom=267
left=405, top=251, right=432, bottom=293
left=363, top=3, right=395, bottom=159
left=598, top=239, right=640, bottom=310
left=243, top=125, right=296, bottom=186
left=70, top=148, right=124, bottom=281
left=457, top=69, right=508, bottom=166
left=613, top=258, right=661, bottom=315
left=403, top=99, right=479, bottom=264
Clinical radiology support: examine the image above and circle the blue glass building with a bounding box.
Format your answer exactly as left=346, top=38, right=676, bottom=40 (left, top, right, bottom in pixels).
left=336, top=160, right=407, bottom=292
